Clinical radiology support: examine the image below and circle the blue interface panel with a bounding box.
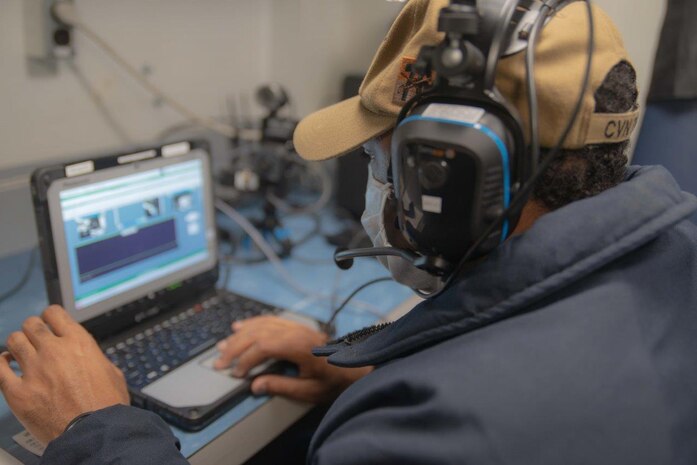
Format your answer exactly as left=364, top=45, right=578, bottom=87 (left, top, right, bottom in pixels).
left=58, top=159, right=210, bottom=312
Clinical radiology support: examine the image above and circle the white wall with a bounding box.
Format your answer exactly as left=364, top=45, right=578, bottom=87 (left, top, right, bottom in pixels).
left=268, top=0, right=404, bottom=117
left=0, top=0, right=273, bottom=172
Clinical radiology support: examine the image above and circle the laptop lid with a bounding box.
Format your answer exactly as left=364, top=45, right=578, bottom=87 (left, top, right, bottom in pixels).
left=33, top=141, right=218, bottom=332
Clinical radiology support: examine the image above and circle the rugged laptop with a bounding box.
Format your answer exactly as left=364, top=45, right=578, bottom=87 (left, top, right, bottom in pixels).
left=31, top=140, right=316, bottom=430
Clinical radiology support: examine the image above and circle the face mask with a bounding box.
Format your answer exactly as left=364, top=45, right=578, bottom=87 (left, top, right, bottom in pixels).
left=361, top=139, right=442, bottom=294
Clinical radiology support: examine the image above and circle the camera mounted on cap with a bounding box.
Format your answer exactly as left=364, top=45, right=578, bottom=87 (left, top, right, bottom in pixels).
left=413, top=0, right=485, bottom=88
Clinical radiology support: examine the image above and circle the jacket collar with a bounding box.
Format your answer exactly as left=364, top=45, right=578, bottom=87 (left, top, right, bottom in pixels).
left=320, top=166, right=697, bottom=367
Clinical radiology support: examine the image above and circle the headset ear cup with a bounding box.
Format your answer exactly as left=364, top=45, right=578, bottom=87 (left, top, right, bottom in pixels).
left=391, top=97, right=523, bottom=265
left=386, top=0, right=531, bottom=271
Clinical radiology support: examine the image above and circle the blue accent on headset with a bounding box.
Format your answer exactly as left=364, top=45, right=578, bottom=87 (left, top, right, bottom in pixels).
left=399, top=115, right=511, bottom=242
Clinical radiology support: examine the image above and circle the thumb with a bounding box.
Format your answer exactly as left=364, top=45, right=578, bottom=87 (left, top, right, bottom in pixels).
left=251, top=375, right=325, bottom=403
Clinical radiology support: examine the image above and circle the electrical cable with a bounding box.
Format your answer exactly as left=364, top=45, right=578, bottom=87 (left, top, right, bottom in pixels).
left=525, top=3, right=551, bottom=170
left=216, top=200, right=294, bottom=282
left=219, top=230, right=290, bottom=266
left=329, top=265, right=343, bottom=315
left=426, top=0, right=595, bottom=301
left=326, top=277, right=393, bottom=331
left=0, top=249, right=37, bottom=307
left=218, top=234, right=239, bottom=289
left=219, top=211, right=319, bottom=265
left=215, top=199, right=386, bottom=320
left=483, top=0, right=522, bottom=91
left=326, top=229, right=382, bottom=323
left=219, top=254, right=233, bottom=290
left=65, top=60, right=134, bottom=145
left=305, top=226, right=368, bottom=265
left=216, top=198, right=332, bottom=298
left=52, top=1, right=236, bottom=139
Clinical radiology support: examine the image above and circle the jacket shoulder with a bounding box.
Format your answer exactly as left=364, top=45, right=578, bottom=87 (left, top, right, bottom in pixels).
left=311, top=222, right=697, bottom=464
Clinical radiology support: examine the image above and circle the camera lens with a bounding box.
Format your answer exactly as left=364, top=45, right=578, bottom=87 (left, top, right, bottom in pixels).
left=420, top=160, right=449, bottom=190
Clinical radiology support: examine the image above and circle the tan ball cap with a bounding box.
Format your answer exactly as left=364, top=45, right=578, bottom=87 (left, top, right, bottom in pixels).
left=293, top=0, right=640, bottom=161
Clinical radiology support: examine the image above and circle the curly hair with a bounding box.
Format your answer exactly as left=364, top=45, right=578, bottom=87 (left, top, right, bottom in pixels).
left=532, top=61, right=639, bottom=211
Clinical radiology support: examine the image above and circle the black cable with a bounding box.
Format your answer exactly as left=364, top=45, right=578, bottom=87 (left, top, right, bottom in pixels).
left=427, top=0, right=595, bottom=301
left=0, top=249, right=37, bottom=307
left=525, top=3, right=552, bottom=170
left=325, top=277, right=393, bottom=331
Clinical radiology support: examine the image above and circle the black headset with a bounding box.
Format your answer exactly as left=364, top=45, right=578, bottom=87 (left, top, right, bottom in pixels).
left=335, top=0, right=593, bottom=298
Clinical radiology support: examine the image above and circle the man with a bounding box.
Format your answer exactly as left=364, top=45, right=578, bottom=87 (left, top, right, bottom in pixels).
left=2, top=1, right=697, bottom=464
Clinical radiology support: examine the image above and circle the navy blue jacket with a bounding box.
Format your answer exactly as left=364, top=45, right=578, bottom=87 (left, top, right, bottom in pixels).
left=40, top=166, right=697, bottom=465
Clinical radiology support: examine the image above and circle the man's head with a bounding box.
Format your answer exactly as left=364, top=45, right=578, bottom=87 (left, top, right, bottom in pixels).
left=532, top=60, right=638, bottom=211
left=293, top=0, right=640, bottom=287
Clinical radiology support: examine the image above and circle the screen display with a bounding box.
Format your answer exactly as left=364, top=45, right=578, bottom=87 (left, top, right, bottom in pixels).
left=57, top=159, right=211, bottom=312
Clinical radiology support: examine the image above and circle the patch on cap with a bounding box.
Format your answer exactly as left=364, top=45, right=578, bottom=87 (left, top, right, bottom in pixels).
left=586, top=111, right=641, bottom=144
left=392, top=57, right=435, bottom=105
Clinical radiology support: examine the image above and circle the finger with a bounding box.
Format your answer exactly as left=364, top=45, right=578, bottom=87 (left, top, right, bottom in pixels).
left=232, top=315, right=287, bottom=332
left=250, top=375, right=324, bottom=403
left=214, top=335, right=255, bottom=369
left=22, top=316, right=55, bottom=349
left=0, top=353, right=21, bottom=396
left=41, top=305, right=78, bottom=337
left=233, top=343, right=273, bottom=377
left=5, top=332, right=36, bottom=368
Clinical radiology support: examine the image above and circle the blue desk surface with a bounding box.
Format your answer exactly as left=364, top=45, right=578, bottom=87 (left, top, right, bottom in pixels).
left=0, top=213, right=412, bottom=464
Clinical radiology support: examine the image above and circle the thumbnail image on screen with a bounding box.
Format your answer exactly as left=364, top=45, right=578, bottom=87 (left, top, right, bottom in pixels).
left=58, top=159, right=210, bottom=311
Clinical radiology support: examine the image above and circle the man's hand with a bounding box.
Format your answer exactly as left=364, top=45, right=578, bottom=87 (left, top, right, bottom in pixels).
left=0, top=306, right=129, bottom=444
left=215, top=316, right=372, bottom=403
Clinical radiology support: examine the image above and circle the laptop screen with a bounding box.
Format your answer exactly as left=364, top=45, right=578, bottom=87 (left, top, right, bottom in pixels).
left=47, top=148, right=218, bottom=322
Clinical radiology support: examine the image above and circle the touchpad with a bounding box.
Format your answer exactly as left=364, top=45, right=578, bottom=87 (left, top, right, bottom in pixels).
left=142, top=348, right=246, bottom=408
left=200, top=351, right=277, bottom=378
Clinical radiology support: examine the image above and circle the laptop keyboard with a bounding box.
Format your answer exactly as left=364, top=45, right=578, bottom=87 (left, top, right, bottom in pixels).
left=103, top=292, right=278, bottom=390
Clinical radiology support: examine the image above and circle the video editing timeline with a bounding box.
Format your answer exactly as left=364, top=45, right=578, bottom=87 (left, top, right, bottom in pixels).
left=59, top=159, right=210, bottom=311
